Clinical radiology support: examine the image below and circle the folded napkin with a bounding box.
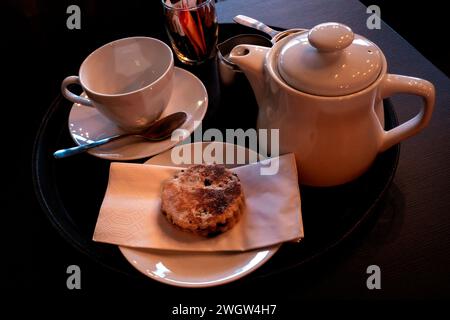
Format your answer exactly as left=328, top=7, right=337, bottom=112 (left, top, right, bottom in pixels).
left=93, top=153, right=304, bottom=252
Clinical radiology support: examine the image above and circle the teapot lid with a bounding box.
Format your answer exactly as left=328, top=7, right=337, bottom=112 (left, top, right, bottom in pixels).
left=277, top=22, right=383, bottom=96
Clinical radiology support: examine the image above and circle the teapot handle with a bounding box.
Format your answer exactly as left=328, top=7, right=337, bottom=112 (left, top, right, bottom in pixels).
left=378, top=74, right=435, bottom=152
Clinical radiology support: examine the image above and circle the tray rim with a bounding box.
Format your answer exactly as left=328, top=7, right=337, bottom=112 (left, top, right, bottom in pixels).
left=32, top=97, right=400, bottom=283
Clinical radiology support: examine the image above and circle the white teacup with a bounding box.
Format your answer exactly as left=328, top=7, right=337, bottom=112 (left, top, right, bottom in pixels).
left=62, top=37, right=174, bottom=132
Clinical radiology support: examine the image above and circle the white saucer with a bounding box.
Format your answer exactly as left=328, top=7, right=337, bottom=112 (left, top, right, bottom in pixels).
left=119, top=142, right=281, bottom=287
left=68, top=67, right=208, bottom=161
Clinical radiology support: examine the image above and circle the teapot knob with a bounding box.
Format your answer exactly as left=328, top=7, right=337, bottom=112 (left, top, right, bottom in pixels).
left=308, top=22, right=354, bottom=52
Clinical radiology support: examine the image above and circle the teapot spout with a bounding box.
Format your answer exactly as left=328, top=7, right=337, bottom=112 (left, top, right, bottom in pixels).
left=229, top=45, right=269, bottom=107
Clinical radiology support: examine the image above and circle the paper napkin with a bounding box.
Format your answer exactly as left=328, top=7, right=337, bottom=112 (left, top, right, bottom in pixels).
left=93, top=154, right=304, bottom=252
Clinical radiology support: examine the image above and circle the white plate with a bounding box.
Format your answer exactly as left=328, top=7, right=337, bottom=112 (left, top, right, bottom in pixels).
left=119, top=142, right=281, bottom=287
left=68, top=67, right=208, bottom=161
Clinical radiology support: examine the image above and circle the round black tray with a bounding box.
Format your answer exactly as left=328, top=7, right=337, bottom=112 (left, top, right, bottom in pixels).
left=32, top=23, right=400, bottom=284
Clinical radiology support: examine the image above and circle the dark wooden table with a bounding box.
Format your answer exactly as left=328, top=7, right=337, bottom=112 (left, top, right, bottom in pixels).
left=5, top=0, right=450, bottom=303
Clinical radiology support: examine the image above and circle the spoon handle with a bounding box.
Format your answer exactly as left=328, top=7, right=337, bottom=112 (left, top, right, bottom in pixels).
left=53, top=134, right=125, bottom=159
left=233, top=15, right=279, bottom=38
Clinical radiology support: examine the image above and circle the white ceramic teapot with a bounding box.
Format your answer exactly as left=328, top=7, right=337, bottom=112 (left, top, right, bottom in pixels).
left=230, top=22, right=435, bottom=186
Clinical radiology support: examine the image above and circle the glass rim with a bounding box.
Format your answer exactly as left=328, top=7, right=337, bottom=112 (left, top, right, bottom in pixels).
left=161, top=0, right=214, bottom=11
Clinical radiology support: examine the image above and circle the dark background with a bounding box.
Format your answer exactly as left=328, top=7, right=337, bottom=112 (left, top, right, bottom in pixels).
left=360, top=0, right=449, bottom=77
left=3, top=0, right=449, bottom=304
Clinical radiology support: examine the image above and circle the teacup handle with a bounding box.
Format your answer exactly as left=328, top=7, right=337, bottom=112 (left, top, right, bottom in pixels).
left=61, top=76, right=94, bottom=107
left=378, top=74, right=435, bottom=152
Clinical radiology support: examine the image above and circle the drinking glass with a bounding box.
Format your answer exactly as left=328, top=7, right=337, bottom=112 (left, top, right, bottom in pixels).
left=162, top=0, right=219, bottom=65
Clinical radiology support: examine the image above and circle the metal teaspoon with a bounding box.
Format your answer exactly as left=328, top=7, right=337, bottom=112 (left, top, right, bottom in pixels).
left=53, top=111, right=187, bottom=159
